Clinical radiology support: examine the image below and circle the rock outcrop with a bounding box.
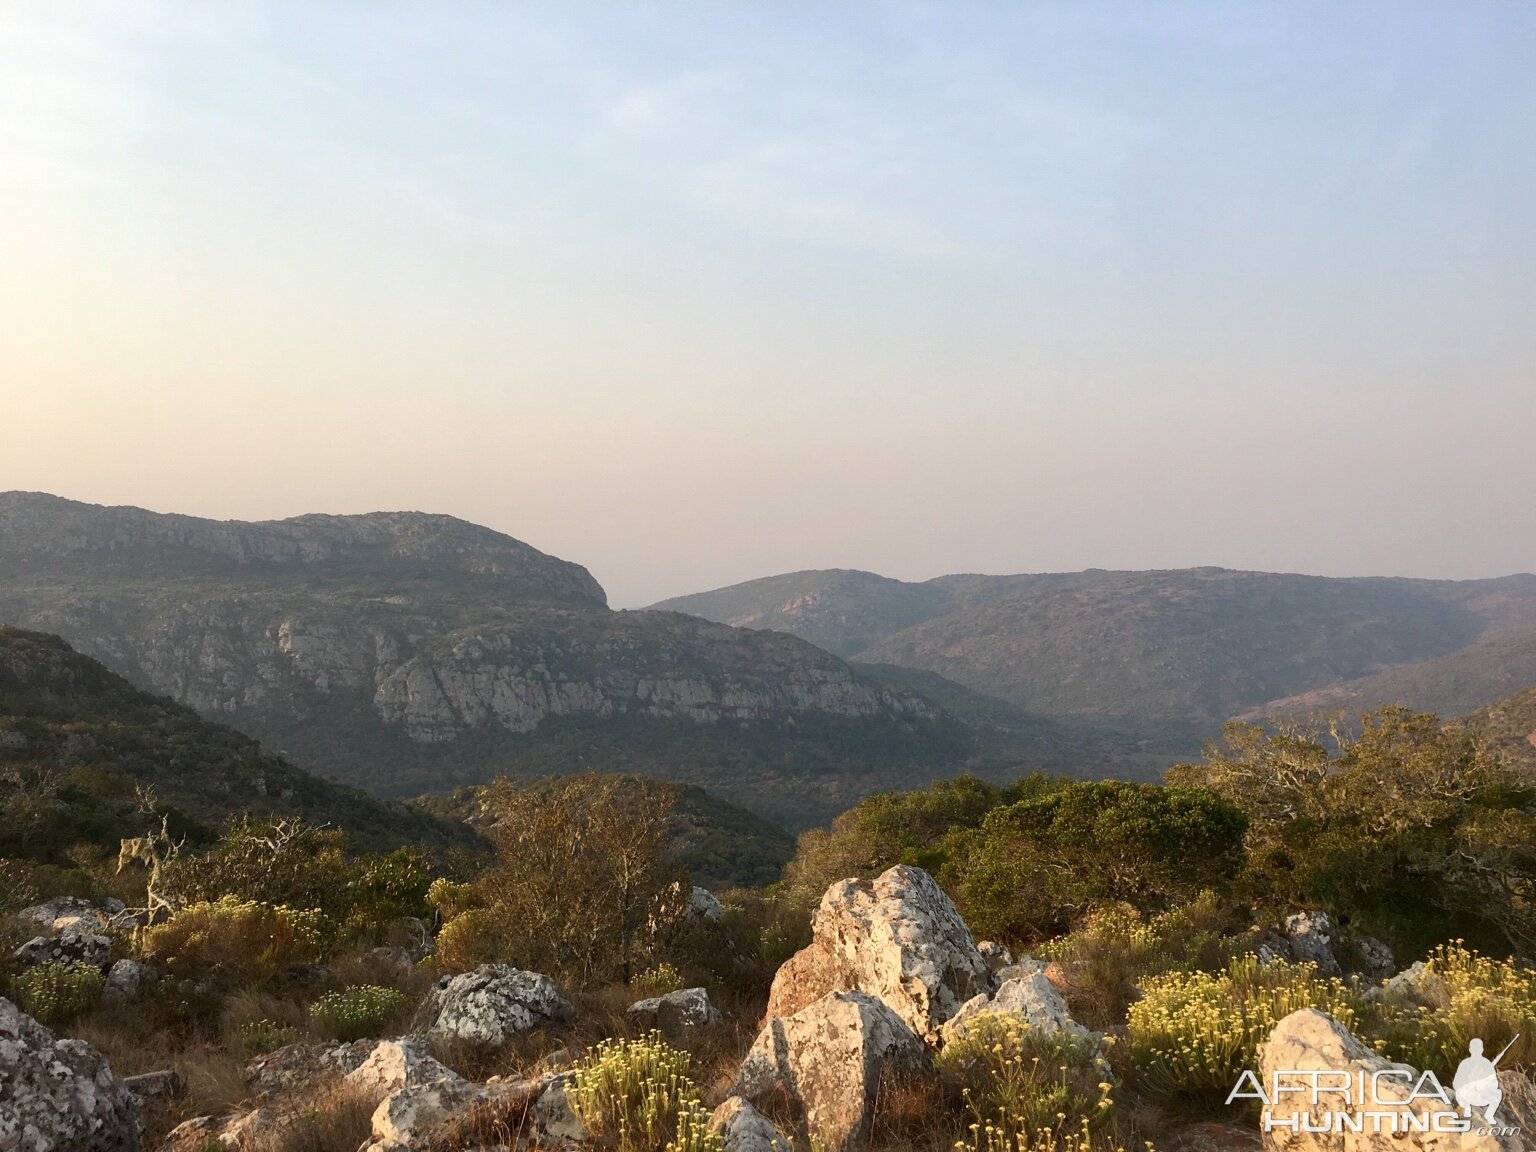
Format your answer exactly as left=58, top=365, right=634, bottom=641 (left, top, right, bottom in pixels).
left=12, top=924, right=114, bottom=971
left=626, top=987, right=723, bottom=1039
left=941, top=964, right=1092, bottom=1046
left=732, top=990, right=931, bottom=1151
left=1259, top=1008, right=1531, bottom=1152
left=708, top=1096, right=794, bottom=1152
left=344, top=1039, right=461, bottom=1103
left=766, top=865, right=991, bottom=1043
left=420, top=965, right=574, bottom=1051
left=0, top=996, right=141, bottom=1152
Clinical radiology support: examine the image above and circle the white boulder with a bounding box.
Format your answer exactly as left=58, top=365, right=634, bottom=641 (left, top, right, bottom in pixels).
left=344, top=1039, right=461, bottom=1102
left=626, top=986, right=723, bottom=1038
left=941, top=966, right=1093, bottom=1046
left=0, top=996, right=141, bottom=1152
left=421, top=965, right=574, bottom=1050
left=708, top=1096, right=793, bottom=1152
left=732, top=990, right=931, bottom=1151
left=766, top=865, right=991, bottom=1043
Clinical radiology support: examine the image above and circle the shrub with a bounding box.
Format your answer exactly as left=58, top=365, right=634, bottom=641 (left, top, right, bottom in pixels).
left=239, top=1018, right=302, bottom=1055
left=1369, top=942, right=1536, bottom=1078
left=1037, top=893, right=1241, bottom=1028
left=941, top=781, right=1246, bottom=942
left=426, top=877, right=480, bottom=922
left=308, top=985, right=409, bottom=1042
left=13, top=960, right=103, bottom=1023
left=631, top=962, right=684, bottom=1000
left=144, top=896, right=323, bottom=985
left=570, top=1032, right=721, bottom=1152
left=938, top=1012, right=1114, bottom=1142
left=1127, top=955, right=1360, bottom=1096
left=433, top=908, right=497, bottom=974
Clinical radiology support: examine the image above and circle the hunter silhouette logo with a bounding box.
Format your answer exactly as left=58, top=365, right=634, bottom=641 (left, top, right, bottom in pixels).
left=1453, top=1036, right=1518, bottom=1123
left=1227, top=1034, right=1523, bottom=1137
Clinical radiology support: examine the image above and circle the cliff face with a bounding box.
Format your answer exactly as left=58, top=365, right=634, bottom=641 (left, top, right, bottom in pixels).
left=0, top=494, right=963, bottom=825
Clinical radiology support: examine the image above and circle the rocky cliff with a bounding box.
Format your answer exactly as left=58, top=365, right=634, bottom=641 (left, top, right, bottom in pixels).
left=0, top=494, right=967, bottom=826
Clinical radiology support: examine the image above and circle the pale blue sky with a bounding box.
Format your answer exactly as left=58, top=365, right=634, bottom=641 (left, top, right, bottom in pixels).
left=1, top=3, right=1532, bottom=605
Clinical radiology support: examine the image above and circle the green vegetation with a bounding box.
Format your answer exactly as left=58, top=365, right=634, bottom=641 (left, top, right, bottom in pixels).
left=144, top=897, right=324, bottom=986
left=570, top=1033, right=720, bottom=1152
left=1127, top=956, right=1360, bottom=1096
left=1168, top=707, right=1536, bottom=954
left=12, top=960, right=103, bottom=1023
left=937, top=1014, right=1114, bottom=1140
left=308, top=985, right=409, bottom=1041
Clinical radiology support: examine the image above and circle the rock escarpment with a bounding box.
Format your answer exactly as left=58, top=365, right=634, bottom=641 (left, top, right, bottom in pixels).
left=0, top=494, right=964, bottom=825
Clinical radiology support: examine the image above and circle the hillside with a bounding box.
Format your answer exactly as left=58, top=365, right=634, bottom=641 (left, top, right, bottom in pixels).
left=1453, top=683, right=1536, bottom=773
left=0, top=494, right=969, bottom=829
left=655, top=566, right=1536, bottom=730
left=0, top=626, right=456, bottom=858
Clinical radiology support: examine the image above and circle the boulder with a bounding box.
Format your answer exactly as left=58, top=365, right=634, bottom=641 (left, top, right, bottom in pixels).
left=1283, top=911, right=1340, bottom=976
left=941, top=967, right=1093, bottom=1046
left=687, top=886, right=725, bottom=922
left=976, top=941, right=1014, bottom=971
left=217, top=1108, right=278, bottom=1148
left=344, top=1039, right=461, bottom=1102
left=0, top=996, right=141, bottom=1152
left=1258, top=1008, right=1527, bottom=1152
left=15, top=897, right=104, bottom=932
left=1349, top=935, right=1396, bottom=981
left=421, top=965, right=574, bottom=1050
left=12, top=924, right=114, bottom=971
left=102, top=960, right=147, bottom=1005
left=708, top=1096, right=793, bottom=1152
left=766, top=865, right=992, bottom=1044
left=122, top=1070, right=182, bottom=1106
left=156, top=1117, right=220, bottom=1152
left=732, top=990, right=931, bottom=1151
left=368, top=1078, right=540, bottom=1150
left=528, top=1071, right=589, bottom=1149
left=626, top=986, right=723, bottom=1039
left=243, top=1039, right=374, bottom=1097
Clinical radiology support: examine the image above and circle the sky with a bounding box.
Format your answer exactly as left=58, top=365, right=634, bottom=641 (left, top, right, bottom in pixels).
left=1, top=3, right=1533, bottom=607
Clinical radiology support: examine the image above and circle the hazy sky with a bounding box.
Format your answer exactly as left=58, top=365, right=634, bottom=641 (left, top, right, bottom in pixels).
left=2, top=3, right=1533, bottom=606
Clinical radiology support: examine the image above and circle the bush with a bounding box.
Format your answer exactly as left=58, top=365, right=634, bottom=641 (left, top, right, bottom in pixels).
left=13, top=961, right=103, bottom=1023
left=938, top=1012, right=1114, bottom=1141
left=144, top=896, right=323, bottom=985
left=630, top=962, right=684, bottom=1001
left=1127, top=955, right=1360, bottom=1097
left=1036, top=893, right=1241, bottom=1028
left=1370, top=942, right=1536, bottom=1078
left=941, top=781, right=1247, bottom=942
left=308, top=985, right=409, bottom=1041
left=426, top=878, right=480, bottom=923
left=238, top=1018, right=302, bottom=1055
left=570, top=1032, right=720, bottom=1152
left=433, top=908, right=497, bottom=974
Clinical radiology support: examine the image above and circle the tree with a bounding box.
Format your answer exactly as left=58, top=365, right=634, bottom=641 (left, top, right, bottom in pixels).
left=466, top=774, right=685, bottom=983
left=939, top=780, right=1246, bottom=942
left=1169, top=707, right=1536, bottom=954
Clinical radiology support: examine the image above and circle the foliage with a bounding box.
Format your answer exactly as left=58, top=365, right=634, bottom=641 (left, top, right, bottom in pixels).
left=426, top=877, right=480, bottom=922
left=163, top=818, right=435, bottom=949
left=780, top=774, right=1007, bottom=910
left=1169, top=707, right=1536, bottom=954
left=1036, top=893, right=1242, bottom=1028
left=308, top=984, right=409, bottom=1041
left=458, top=774, right=686, bottom=983
left=938, top=1012, right=1115, bottom=1140
left=570, top=1032, right=720, bottom=1152
left=941, top=781, right=1246, bottom=941
left=1368, top=942, right=1536, bottom=1079
left=1127, top=956, right=1360, bottom=1096
left=631, top=962, right=684, bottom=1000
left=12, top=960, right=103, bottom=1023
left=144, top=896, right=324, bottom=985
left=238, top=1018, right=302, bottom=1056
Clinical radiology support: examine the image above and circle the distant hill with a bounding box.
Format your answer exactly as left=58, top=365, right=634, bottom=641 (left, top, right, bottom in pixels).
left=0, top=627, right=457, bottom=860
left=1453, top=683, right=1536, bottom=773
left=654, top=566, right=1536, bottom=731
left=0, top=494, right=970, bottom=829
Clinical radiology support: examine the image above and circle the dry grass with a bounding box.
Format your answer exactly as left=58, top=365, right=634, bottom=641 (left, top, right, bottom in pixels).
left=245, top=1084, right=375, bottom=1152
